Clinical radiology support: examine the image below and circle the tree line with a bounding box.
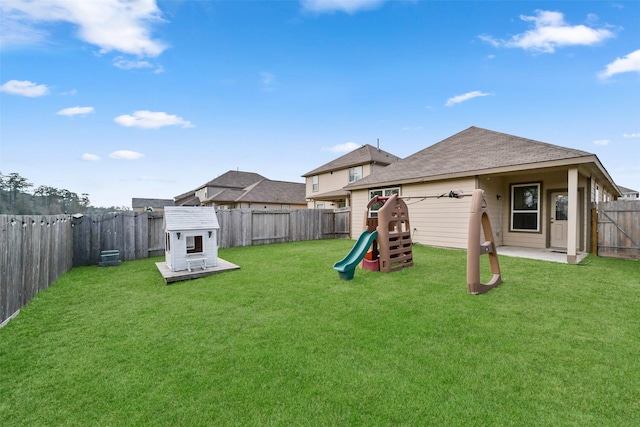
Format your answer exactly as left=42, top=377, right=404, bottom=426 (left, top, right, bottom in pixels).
left=0, top=172, right=130, bottom=215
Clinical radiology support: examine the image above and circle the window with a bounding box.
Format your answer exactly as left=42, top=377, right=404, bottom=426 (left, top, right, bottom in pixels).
left=312, top=175, right=319, bottom=192
left=316, top=203, right=324, bottom=209
left=186, top=235, right=203, bottom=253
left=165, top=232, right=171, bottom=252
left=368, top=187, right=400, bottom=217
left=510, top=183, right=540, bottom=232
left=349, top=166, right=363, bottom=183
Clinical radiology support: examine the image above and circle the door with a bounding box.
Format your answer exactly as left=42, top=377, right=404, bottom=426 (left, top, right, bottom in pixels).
left=550, top=192, right=568, bottom=248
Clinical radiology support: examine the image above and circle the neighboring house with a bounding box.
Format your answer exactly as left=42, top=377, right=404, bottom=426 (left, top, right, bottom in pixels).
left=302, top=144, right=401, bottom=209
left=132, top=198, right=174, bottom=212
left=343, top=126, right=621, bottom=264
left=175, top=170, right=306, bottom=210
left=202, top=179, right=307, bottom=209
left=618, top=186, right=639, bottom=200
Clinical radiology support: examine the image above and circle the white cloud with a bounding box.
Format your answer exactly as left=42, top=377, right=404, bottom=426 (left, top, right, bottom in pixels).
left=81, top=153, right=100, bottom=161
left=114, top=110, right=194, bottom=129
left=623, top=133, right=640, bottom=138
left=326, top=142, right=361, bottom=153
left=445, top=91, right=491, bottom=107
left=0, top=0, right=167, bottom=57
left=113, top=57, right=164, bottom=73
left=599, top=49, right=640, bottom=79
left=593, top=139, right=610, bottom=146
left=113, top=57, right=152, bottom=69
left=0, top=79, right=49, bottom=97
left=57, top=106, right=95, bottom=116
left=481, top=10, right=614, bottom=53
left=301, top=0, right=385, bottom=14
left=109, top=150, right=144, bottom=160
left=260, top=72, right=277, bottom=91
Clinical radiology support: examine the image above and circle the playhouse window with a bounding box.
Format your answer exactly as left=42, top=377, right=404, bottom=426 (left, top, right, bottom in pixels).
left=186, top=235, right=203, bottom=253
left=165, top=232, right=171, bottom=252
left=368, top=187, right=400, bottom=217
left=349, top=166, right=363, bottom=183
left=510, top=183, right=540, bottom=232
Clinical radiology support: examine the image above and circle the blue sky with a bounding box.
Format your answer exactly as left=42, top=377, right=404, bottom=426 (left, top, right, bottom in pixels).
left=1, top=0, right=638, bottom=208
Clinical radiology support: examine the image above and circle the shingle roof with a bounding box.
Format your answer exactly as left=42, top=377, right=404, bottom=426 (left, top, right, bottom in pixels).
left=207, top=179, right=306, bottom=205
left=618, top=186, right=639, bottom=195
left=201, top=170, right=266, bottom=190
left=131, top=198, right=174, bottom=208
left=346, top=126, right=596, bottom=189
left=302, top=144, right=401, bottom=177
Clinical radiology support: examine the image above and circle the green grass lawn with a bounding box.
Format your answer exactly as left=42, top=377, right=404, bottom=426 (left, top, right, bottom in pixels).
left=1, top=240, right=639, bottom=426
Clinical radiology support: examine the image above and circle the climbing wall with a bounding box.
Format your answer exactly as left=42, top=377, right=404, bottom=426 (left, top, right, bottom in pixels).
left=377, top=194, right=414, bottom=273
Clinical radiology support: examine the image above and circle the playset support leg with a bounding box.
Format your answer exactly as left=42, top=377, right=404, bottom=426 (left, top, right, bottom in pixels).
left=467, top=189, right=502, bottom=294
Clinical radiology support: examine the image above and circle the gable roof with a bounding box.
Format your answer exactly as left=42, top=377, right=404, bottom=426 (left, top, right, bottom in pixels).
left=199, top=170, right=266, bottom=190
left=302, top=144, right=401, bottom=177
left=346, top=126, right=617, bottom=193
left=164, top=206, right=219, bottom=231
left=175, top=170, right=268, bottom=206
left=206, top=179, right=306, bottom=205
left=132, top=198, right=174, bottom=209
left=618, top=186, right=639, bottom=195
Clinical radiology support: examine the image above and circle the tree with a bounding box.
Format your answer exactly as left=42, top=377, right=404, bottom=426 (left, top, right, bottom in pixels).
left=33, top=185, right=60, bottom=213
left=5, top=172, right=32, bottom=212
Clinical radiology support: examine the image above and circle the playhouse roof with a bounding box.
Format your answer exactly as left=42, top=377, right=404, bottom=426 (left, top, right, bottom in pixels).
left=164, top=206, right=219, bottom=231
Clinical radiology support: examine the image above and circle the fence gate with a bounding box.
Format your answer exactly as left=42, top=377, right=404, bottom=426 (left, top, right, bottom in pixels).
left=595, top=200, right=640, bottom=260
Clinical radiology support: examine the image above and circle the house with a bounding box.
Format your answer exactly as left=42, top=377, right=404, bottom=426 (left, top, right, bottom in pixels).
left=618, top=186, right=639, bottom=200
left=202, top=179, right=307, bottom=209
left=131, top=198, right=174, bottom=212
left=174, top=170, right=306, bottom=209
left=301, top=144, right=401, bottom=210
left=343, top=126, right=621, bottom=264
left=164, top=206, right=219, bottom=272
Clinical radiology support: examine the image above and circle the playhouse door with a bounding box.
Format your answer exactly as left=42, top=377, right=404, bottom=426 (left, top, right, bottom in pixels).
left=550, top=192, right=568, bottom=248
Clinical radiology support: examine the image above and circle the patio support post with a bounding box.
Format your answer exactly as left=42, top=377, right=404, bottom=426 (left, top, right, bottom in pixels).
left=567, top=167, right=578, bottom=264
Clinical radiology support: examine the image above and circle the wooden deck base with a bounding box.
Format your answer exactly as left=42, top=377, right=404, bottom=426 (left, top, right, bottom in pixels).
left=155, top=258, right=240, bottom=284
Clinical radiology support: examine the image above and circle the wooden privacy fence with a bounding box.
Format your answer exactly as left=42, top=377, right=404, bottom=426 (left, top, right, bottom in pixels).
left=594, top=200, right=640, bottom=260
left=217, top=209, right=350, bottom=247
left=72, top=211, right=148, bottom=266
left=1, top=208, right=350, bottom=325
left=0, top=214, right=73, bottom=326
left=72, top=208, right=351, bottom=266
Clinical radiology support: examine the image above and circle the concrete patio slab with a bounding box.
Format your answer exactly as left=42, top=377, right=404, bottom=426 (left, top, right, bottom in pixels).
left=497, top=246, right=588, bottom=264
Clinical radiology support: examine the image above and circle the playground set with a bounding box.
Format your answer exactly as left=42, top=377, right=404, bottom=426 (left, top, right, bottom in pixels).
left=333, top=189, right=502, bottom=295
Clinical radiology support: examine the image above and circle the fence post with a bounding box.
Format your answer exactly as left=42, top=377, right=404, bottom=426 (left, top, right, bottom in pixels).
left=591, top=207, right=598, bottom=255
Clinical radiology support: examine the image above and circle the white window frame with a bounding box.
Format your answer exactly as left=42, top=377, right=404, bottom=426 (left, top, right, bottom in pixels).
left=349, top=166, right=363, bottom=183
left=368, top=187, right=400, bottom=217
left=312, top=175, right=319, bottom=192
left=510, top=183, right=540, bottom=232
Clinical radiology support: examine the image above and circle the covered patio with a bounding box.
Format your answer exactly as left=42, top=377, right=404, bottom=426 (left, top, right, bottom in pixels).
left=497, top=246, right=589, bottom=264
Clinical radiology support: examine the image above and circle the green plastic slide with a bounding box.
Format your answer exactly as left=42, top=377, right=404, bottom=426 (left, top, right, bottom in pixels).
left=333, top=230, right=378, bottom=280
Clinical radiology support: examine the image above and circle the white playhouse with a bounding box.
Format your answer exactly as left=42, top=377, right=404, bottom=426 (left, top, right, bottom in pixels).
left=164, top=206, right=219, bottom=272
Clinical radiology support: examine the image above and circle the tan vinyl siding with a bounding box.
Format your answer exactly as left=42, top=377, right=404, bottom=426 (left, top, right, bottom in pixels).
left=306, top=170, right=348, bottom=198
left=478, top=176, right=505, bottom=247
left=403, top=179, right=476, bottom=249
left=350, top=178, right=475, bottom=249
left=350, top=189, right=370, bottom=238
